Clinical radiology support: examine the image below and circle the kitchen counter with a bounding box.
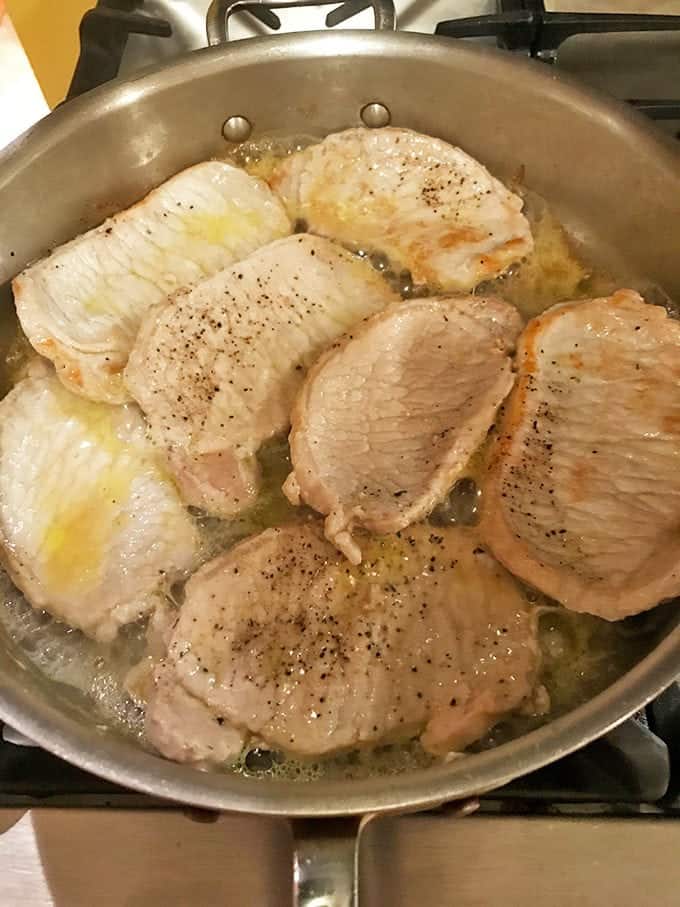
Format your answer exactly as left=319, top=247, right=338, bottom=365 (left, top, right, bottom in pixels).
left=0, top=809, right=679, bottom=906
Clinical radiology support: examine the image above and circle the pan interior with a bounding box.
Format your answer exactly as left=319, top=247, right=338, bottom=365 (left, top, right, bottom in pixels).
left=0, top=32, right=678, bottom=813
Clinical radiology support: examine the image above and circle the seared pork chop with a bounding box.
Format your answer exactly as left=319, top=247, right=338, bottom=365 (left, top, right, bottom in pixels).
left=481, top=289, right=680, bottom=620
left=137, top=603, right=246, bottom=764
left=270, top=127, right=532, bottom=291
left=148, top=522, right=539, bottom=760
left=284, top=296, right=522, bottom=563
left=0, top=372, right=198, bottom=641
left=146, top=664, right=245, bottom=765
left=14, top=162, right=291, bottom=403
left=125, top=235, right=398, bottom=518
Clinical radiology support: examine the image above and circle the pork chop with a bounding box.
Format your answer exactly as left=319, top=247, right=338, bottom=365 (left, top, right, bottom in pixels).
left=14, top=162, right=291, bottom=403
left=148, top=522, right=539, bottom=760
left=284, top=296, right=522, bottom=563
left=480, top=289, right=680, bottom=620
left=145, top=664, right=245, bottom=765
left=124, top=234, right=399, bottom=518
left=270, top=127, right=533, bottom=291
left=0, top=371, right=198, bottom=641
left=132, top=601, right=246, bottom=764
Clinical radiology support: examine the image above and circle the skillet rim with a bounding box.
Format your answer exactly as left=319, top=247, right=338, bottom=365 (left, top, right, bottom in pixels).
left=0, top=30, right=678, bottom=815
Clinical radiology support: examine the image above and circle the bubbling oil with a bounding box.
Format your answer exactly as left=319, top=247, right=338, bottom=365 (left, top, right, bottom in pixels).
left=225, top=133, right=320, bottom=181
left=0, top=570, right=147, bottom=740
left=0, top=135, right=671, bottom=781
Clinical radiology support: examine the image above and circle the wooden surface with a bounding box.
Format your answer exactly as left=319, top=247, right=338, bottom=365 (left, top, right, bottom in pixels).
left=0, top=811, right=680, bottom=906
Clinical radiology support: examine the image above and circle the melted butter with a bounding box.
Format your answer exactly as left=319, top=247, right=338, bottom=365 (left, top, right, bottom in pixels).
left=307, top=189, right=377, bottom=227
left=76, top=202, right=283, bottom=321
left=229, top=133, right=320, bottom=184
left=486, top=200, right=590, bottom=319
left=78, top=275, right=138, bottom=321
left=244, top=153, right=281, bottom=182
left=49, top=386, right=127, bottom=453
left=80, top=296, right=103, bottom=315
left=40, top=391, right=137, bottom=595
left=41, top=467, right=130, bottom=595
left=181, top=207, right=266, bottom=247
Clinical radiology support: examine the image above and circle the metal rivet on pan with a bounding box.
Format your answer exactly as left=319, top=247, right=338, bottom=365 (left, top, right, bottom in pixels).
left=222, top=115, right=252, bottom=142
left=360, top=102, right=391, bottom=128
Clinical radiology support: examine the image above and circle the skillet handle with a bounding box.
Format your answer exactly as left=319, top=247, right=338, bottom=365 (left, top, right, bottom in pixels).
left=291, top=816, right=372, bottom=907
left=206, top=0, right=396, bottom=45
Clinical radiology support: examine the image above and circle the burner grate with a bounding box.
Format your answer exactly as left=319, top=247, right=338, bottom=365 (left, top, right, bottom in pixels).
left=435, top=0, right=680, bottom=121
left=67, top=0, right=172, bottom=100
left=66, top=0, right=680, bottom=127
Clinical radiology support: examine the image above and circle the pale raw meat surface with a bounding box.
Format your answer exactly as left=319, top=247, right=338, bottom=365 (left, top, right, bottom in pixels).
left=146, top=664, right=245, bottom=765
left=481, top=289, right=680, bottom=620
left=0, top=372, right=198, bottom=641
left=124, top=600, right=179, bottom=707
left=152, top=522, right=539, bottom=760
left=125, top=235, right=398, bottom=518
left=270, top=127, right=532, bottom=291
left=284, top=296, right=522, bottom=563
left=142, top=604, right=246, bottom=765
left=13, top=162, right=291, bottom=403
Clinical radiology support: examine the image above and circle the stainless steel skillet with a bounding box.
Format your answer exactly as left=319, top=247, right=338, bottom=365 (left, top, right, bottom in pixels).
left=0, top=5, right=678, bottom=903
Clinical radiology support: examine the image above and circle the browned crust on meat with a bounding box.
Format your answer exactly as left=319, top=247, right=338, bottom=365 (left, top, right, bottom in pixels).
left=13, top=280, right=129, bottom=403
left=480, top=289, right=680, bottom=620
left=14, top=162, right=280, bottom=406
left=269, top=127, right=533, bottom=293
left=439, top=227, right=487, bottom=248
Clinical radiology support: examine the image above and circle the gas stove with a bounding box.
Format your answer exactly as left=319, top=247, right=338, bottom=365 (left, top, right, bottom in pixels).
left=0, top=0, right=677, bottom=818
left=67, top=0, right=680, bottom=141
left=1, top=3, right=680, bottom=903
